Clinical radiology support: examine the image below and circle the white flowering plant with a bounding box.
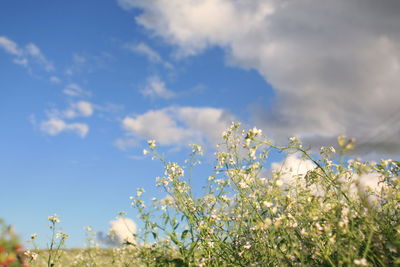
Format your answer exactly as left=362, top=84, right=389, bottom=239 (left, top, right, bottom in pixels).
left=131, top=123, right=400, bottom=266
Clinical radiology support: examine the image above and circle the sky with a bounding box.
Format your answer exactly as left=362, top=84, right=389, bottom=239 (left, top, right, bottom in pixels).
left=1, top=0, right=399, bottom=248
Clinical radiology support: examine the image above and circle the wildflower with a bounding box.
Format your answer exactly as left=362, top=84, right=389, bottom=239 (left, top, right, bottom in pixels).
left=289, top=137, right=302, bottom=147
left=276, top=179, right=283, bottom=187
left=320, top=146, right=336, bottom=156
left=143, top=149, right=149, bottom=155
left=48, top=215, right=60, bottom=223
left=263, top=201, right=273, bottom=208
left=56, top=232, right=69, bottom=239
left=190, top=144, right=203, bottom=155
left=136, top=188, right=145, bottom=197
left=243, top=242, right=251, bottom=249
left=24, top=250, right=38, bottom=261
left=354, top=258, right=368, bottom=266
left=147, top=140, right=156, bottom=149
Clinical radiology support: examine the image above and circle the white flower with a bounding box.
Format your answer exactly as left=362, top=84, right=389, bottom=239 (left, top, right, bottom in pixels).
left=147, top=140, right=156, bottom=149
left=243, top=242, right=251, bottom=249
left=48, top=215, right=60, bottom=223
left=136, top=188, right=145, bottom=197
left=24, top=250, right=38, bottom=261
left=56, top=232, right=69, bottom=239
left=263, top=201, right=273, bottom=208
left=354, top=258, right=368, bottom=266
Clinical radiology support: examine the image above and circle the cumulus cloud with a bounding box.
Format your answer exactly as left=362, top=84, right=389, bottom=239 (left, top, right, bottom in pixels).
left=63, top=83, right=92, bottom=97
left=39, top=101, right=94, bottom=138
left=125, top=42, right=172, bottom=68
left=40, top=118, right=89, bottom=138
left=118, top=0, right=400, bottom=154
left=271, top=154, right=316, bottom=186
left=141, top=76, right=175, bottom=99
left=0, top=36, right=54, bottom=71
left=121, top=106, right=235, bottom=147
left=97, top=217, right=137, bottom=246
left=271, top=154, right=387, bottom=203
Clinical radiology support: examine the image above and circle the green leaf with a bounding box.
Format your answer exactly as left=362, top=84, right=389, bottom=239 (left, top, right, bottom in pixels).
left=181, top=229, right=189, bottom=240
left=151, top=231, right=157, bottom=240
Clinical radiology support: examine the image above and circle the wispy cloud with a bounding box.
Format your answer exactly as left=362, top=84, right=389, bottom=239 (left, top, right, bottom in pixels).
left=124, top=42, right=172, bottom=68
left=140, top=76, right=175, bottom=99
left=65, top=52, right=114, bottom=77
left=49, top=76, right=61, bottom=83
left=25, top=43, right=54, bottom=71
left=63, top=83, right=92, bottom=98
left=0, top=36, right=22, bottom=56
left=114, top=138, right=137, bottom=150
left=40, top=118, right=89, bottom=138
left=0, top=36, right=54, bottom=72
left=63, top=101, right=94, bottom=118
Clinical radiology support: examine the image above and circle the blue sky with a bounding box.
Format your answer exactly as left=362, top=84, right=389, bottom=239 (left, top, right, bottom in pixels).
left=0, top=0, right=273, bottom=247
left=1, top=0, right=400, bottom=248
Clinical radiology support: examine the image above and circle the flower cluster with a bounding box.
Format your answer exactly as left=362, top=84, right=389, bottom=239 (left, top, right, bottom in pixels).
left=131, top=123, right=400, bottom=266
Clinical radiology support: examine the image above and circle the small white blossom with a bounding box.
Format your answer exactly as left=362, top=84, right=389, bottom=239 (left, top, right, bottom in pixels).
left=275, top=179, right=283, bottom=187
left=147, top=140, right=156, bottom=149
left=354, top=258, right=368, bottom=266
left=48, top=215, right=60, bottom=223
left=243, top=242, right=251, bottom=249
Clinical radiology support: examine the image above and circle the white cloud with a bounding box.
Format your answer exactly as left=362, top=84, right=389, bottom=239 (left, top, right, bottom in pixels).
left=114, top=138, right=137, bottom=150
left=73, top=53, right=86, bottom=64
left=97, top=217, right=137, bottom=246
left=271, top=154, right=316, bottom=188
left=39, top=101, right=93, bottom=138
left=125, top=42, right=172, bottom=68
left=45, top=101, right=94, bottom=119
left=122, top=106, right=235, bottom=147
left=65, top=52, right=113, bottom=77
left=0, top=36, right=54, bottom=72
left=271, top=154, right=389, bottom=204
left=117, top=0, right=138, bottom=10
left=119, top=0, right=400, bottom=154
left=25, top=43, right=54, bottom=71
left=64, top=101, right=94, bottom=118
left=13, top=57, right=28, bottom=67
left=40, top=118, right=89, bottom=138
left=63, top=83, right=92, bottom=97
left=0, top=36, right=22, bottom=56
left=49, top=76, right=61, bottom=84
left=141, top=76, right=175, bottom=99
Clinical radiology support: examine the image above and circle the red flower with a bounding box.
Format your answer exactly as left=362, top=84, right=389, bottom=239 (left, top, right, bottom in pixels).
left=0, top=255, right=16, bottom=267
left=13, top=244, right=23, bottom=251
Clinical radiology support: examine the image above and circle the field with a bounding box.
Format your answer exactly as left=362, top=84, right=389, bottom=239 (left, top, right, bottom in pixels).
left=2, top=124, right=400, bottom=266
